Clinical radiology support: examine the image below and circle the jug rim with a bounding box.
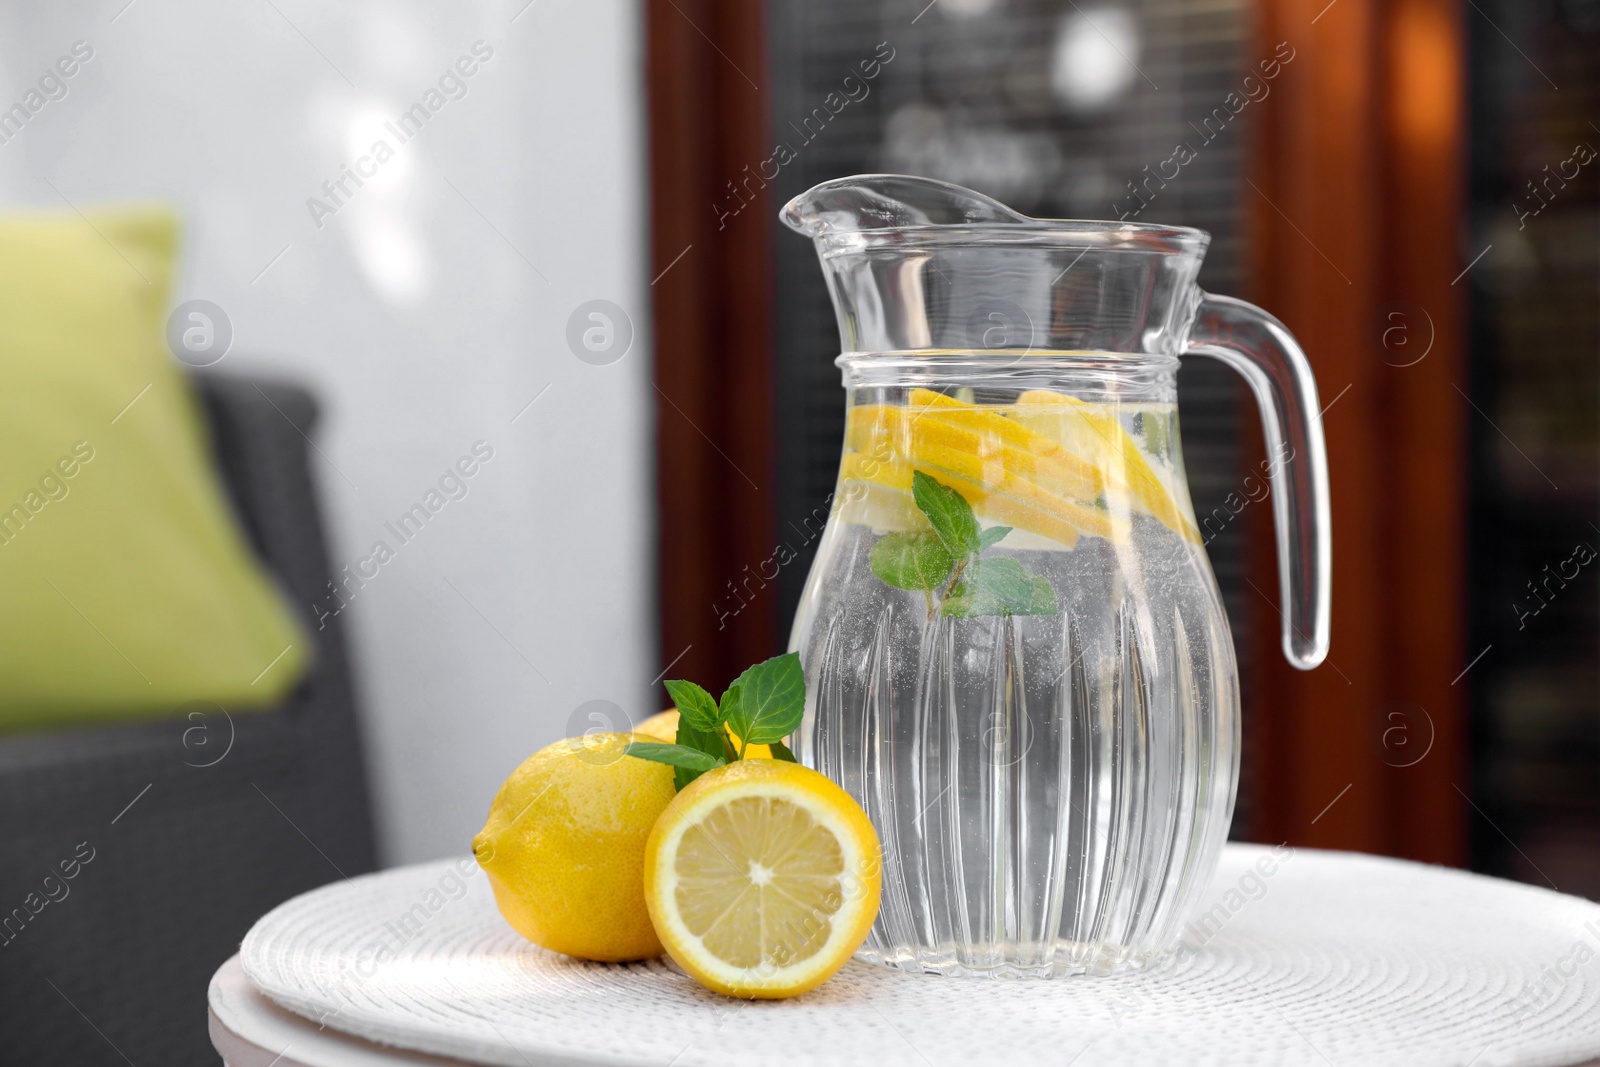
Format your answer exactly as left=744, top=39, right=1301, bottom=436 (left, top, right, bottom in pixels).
left=782, top=174, right=1211, bottom=256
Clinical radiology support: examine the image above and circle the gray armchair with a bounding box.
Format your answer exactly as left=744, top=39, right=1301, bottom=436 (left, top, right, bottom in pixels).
left=0, top=374, right=379, bottom=1065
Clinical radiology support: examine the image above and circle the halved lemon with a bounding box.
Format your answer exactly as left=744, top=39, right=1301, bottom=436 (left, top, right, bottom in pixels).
left=643, top=759, right=882, bottom=999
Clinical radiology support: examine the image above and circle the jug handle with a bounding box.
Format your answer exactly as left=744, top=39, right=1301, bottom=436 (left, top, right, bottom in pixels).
left=1185, top=292, right=1331, bottom=670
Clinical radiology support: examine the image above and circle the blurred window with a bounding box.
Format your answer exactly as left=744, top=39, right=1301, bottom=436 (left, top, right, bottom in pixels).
left=1468, top=0, right=1600, bottom=897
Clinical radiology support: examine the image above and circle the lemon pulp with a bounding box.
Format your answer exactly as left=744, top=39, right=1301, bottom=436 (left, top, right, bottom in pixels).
left=644, top=760, right=881, bottom=999
left=675, top=794, right=844, bottom=969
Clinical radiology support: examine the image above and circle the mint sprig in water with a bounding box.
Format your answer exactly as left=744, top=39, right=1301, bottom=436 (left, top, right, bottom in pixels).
left=869, top=470, right=1060, bottom=620
left=913, top=468, right=984, bottom=556
left=627, top=653, right=803, bottom=789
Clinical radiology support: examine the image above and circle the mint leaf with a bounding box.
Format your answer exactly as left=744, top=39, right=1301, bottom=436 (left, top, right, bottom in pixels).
left=674, top=719, right=736, bottom=762
left=978, top=526, right=1013, bottom=551
left=971, top=557, right=1036, bottom=608
left=869, top=531, right=955, bottom=591
left=719, top=683, right=742, bottom=730
left=1026, top=576, right=1059, bottom=615
left=664, top=679, right=722, bottom=731
left=768, top=739, right=799, bottom=763
left=670, top=719, right=735, bottom=789
left=724, top=652, right=805, bottom=746
left=943, top=558, right=1059, bottom=618
left=624, top=741, right=725, bottom=774
left=941, top=587, right=1013, bottom=618
left=912, top=470, right=981, bottom=556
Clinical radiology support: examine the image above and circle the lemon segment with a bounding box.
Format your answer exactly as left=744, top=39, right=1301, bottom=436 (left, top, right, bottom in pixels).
left=835, top=477, right=924, bottom=533
left=908, top=388, right=1105, bottom=498
left=644, top=760, right=882, bottom=999
left=843, top=400, right=1123, bottom=546
left=1012, top=390, right=1201, bottom=543
left=850, top=399, right=1101, bottom=500
left=840, top=446, right=1084, bottom=545
left=839, top=387, right=1196, bottom=548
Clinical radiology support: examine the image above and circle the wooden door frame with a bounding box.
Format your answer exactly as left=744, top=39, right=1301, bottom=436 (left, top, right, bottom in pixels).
left=645, top=0, right=780, bottom=696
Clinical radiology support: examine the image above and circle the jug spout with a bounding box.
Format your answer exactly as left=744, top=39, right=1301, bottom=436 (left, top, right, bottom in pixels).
left=781, top=174, right=1032, bottom=237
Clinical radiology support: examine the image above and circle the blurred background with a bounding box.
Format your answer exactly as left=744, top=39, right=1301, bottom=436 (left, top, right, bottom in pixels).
left=0, top=0, right=1594, bottom=1062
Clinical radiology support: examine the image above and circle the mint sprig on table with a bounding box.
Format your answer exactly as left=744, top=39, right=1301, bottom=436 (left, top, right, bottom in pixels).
left=869, top=470, right=1059, bottom=620
left=626, top=652, right=803, bottom=790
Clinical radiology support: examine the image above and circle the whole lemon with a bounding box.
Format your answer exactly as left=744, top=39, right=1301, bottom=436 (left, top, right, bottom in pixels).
left=632, top=708, right=679, bottom=741
left=472, top=733, right=674, bottom=962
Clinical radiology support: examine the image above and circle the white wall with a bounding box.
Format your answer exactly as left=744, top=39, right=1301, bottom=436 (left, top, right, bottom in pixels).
left=0, top=0, right=655, bottom=864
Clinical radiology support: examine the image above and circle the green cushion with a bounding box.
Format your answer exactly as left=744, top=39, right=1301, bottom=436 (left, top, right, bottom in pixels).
left=0, top=206, right=309, bottom=731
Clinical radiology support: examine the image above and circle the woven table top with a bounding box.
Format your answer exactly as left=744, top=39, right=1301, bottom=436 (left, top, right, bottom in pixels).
left=239, top=844, right=1600, bottom=1067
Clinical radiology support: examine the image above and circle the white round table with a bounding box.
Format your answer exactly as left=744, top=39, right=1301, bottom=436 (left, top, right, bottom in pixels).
left=211, top=845, right=1600, bottom=1067
left=210, top=956, right=473, bottom=1066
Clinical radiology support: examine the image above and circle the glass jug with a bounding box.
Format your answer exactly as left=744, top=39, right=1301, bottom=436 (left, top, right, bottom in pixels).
left=782, top=175, right=1330, bottom=978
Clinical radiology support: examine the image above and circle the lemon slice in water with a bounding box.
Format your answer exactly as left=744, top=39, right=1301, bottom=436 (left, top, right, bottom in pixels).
left=1011, top=389, right=1201, bottom=542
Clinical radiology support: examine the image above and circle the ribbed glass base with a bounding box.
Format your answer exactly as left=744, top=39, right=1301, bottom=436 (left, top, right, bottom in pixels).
left=856, top=940, right=1171, bottom=979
